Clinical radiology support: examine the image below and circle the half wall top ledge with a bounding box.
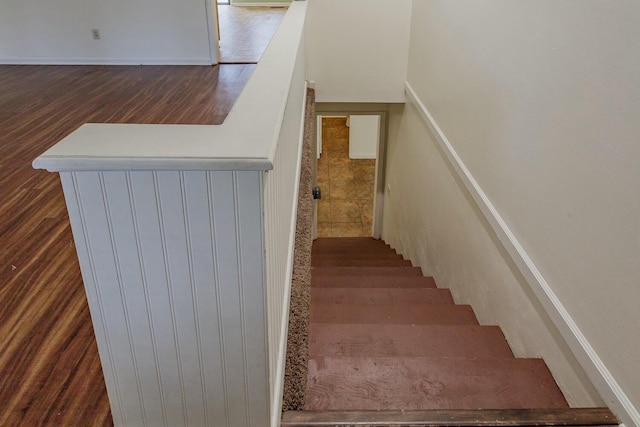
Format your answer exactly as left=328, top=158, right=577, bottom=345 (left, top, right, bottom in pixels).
left=32, top=2, right=308, bottom=173
left=31, top=123, right=275, bottom=172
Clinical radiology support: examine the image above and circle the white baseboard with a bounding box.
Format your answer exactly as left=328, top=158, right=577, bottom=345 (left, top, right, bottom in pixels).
left=404, top=81, right=639, bottom=427
left=231, top=2, right=290, bottom=7
left=0, top=57, right=213, bottom=65
left=349, top=154, right=376, bottom=160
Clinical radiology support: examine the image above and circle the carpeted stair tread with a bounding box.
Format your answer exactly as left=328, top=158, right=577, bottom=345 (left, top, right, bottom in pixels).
left=312, top=258, right=413, bottom=267
left=310, top=303, right=478, bottom=324
left=305, top=356, right=569, bottom=411
left=311, top=287, right=453, bottom=304
left=312, top=275, right=437, bottom=288
left=309, top=324, right=514, bottom=358
left=312, top=266, right=422, bottom=276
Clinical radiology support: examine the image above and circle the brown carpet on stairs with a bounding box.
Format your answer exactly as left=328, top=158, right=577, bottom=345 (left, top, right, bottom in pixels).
left=281, top=87, right=315, bottom=411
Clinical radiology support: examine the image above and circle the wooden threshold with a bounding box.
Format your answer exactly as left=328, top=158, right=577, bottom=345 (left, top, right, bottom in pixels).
left=281, top=408, right=618, bottom=426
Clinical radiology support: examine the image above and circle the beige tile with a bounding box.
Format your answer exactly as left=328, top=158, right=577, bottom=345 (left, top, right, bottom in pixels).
left=319, top=184, right=330, bottom=199
left=330, top=200, right=360, bottom=223
left=352, top=158, right=376, bottom=167
left=323, top=117, right=348, bottom=127
left=317, top=222, right=331, bottom=237
left=324, top=130, right=349, bottom=144
left=362, top=221, right=373, bottom=237
left=326, top=137, right=349, bottom=153
left=317, top=174, right=329, bottom=190
left=317, top=199, right=331, bottom=223
left=316, top=164, right=329, bottom=180
left=331, top=222, right=365, bottom=237
left=327, top=156, right=352, bottom=167
left=355, top=180, right=374, bottom=200
left=328, top=164, right=354, bottom=181
left=330, top=180, right=357, bottom=199
left=327, top=147, right=349, bottom=158
left=323, top=123, right=349, bottom=136
left=358, top=200, right=374, bottom=224
left=353, top=166, right=375, bottom=181
left=317, top=155, right=329, bottom=171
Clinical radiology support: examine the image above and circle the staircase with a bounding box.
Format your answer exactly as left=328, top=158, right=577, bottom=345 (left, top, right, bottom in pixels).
left=282, top=238, right=618, bottom=427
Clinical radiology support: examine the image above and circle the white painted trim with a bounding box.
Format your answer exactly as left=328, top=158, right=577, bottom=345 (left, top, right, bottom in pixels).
left=372, top=112, right=386, bottom=240
left=404, top=81, right=639, bottom=427
left=269, top=80, right=309, bottom=427
left=204, top=0, right=220, bottom=65
left=316, top=116, right=323, bottom=159
left=0, top=57, right=212, bottom=65
left=231, top=2, right=290, bottom=7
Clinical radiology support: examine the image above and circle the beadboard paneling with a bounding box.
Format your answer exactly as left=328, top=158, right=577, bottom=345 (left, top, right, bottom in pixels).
left=60, top=170, right=268, bottom=427
left=263, top=13, right=308, bottom=421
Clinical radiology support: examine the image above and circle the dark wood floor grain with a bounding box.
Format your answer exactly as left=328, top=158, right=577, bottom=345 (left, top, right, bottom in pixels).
left=0, top=64, right=254, bottom=426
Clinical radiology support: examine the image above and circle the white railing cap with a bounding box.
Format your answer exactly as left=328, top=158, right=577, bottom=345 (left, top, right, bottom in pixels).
left=33, top=2, right=307, bottom=172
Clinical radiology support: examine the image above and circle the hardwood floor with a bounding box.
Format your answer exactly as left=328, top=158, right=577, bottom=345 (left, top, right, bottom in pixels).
left=218, top=5, right=288, bottom=63
left=0, top=64, right=254, bottom=426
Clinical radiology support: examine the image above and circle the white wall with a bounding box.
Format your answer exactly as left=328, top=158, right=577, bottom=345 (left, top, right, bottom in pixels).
left=0, top=0, right=212, bottom=64
left=383, top=1, right=639, bottom=425
left=384, top=101, right=603, bottom=407
left=349, top=115, right=379, bottom=159
left=306, top=0, right=411, bottom=103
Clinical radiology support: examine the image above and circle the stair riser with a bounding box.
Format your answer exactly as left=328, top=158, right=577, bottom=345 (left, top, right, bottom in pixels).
left=310, top=304, right=478, bottom=325
left=309, top=324, right=514, bottom=358
left=311, top=250, right=404, bottom=259
left=312, top=267, right=423, bottom=276
left=313, top=246, right=396, bottom=253
left=312, top=250, right=395, bottom=257
left=312, top=259, right=413, bottom=267
left=313, top=237, right=390, bottom=246
left=312, top=276, right=437, bottom=288
left=311, top=254, right=410, bottom=267
left=311, top=288, right=453, bottom=305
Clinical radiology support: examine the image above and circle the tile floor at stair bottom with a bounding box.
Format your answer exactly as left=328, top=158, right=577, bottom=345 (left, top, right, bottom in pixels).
left=317, top=117, right=375, bottom=238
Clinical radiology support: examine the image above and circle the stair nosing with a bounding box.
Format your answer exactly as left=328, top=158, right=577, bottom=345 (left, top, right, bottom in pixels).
left=282, top=408, right=619, bottom=426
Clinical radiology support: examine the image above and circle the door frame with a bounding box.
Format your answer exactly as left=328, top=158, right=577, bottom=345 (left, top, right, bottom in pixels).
left=205, top=0, right=221, bottom=65
left=314, top=109, right=389, bottom=240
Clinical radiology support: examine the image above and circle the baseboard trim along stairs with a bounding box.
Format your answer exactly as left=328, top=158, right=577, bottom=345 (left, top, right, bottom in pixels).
left=281, top=237, right=618, bottom=427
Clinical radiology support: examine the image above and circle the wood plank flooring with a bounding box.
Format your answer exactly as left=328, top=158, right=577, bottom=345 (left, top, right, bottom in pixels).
left=218, top=5, right=288, bottom=63
left=0, top=64, right=254, bottom=426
